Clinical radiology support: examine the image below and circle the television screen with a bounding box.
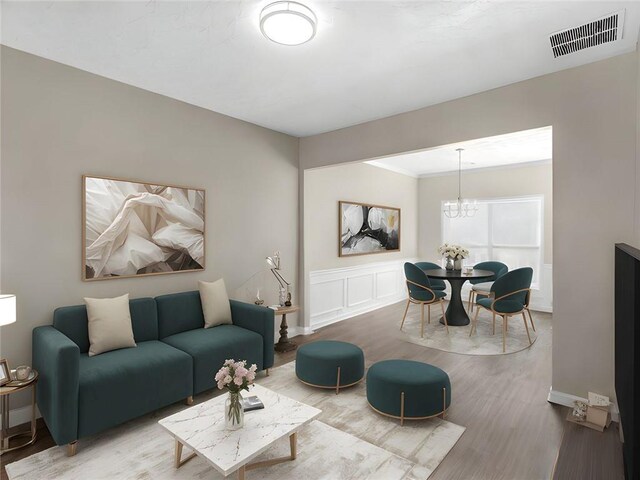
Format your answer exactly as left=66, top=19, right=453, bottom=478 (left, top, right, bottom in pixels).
left=615, top=243, right=640, bottom=480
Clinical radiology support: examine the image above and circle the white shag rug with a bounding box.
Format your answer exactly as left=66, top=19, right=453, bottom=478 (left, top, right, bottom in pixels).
left=6, top=362, right=465, bottom=480
left=397, top=306, right=540, bottom=355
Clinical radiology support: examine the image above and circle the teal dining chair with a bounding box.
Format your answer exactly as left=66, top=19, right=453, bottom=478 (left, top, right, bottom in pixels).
left=415, top=262, right=446, bottom=291
left=467, top=261, right=508, bottom=312
left=401, top=263, right=449, bottom=338
left=469, top=267, right=533, bottom=353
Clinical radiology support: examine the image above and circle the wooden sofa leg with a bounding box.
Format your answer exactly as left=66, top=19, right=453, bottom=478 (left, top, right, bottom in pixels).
left=186, top=396, right=194, bottom=405
left=67, top=441, right=78, bottom=456
left=266, top=368, right=270, bottom=377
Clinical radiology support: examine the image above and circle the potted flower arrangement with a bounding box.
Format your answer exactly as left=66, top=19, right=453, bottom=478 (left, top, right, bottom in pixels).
left=438, top=243, right=469, bottom=270
left=215, top=359, right=257, bottom=429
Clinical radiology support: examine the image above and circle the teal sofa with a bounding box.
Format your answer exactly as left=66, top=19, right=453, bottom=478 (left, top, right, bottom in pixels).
left=32, top=291, right=274, bottom=451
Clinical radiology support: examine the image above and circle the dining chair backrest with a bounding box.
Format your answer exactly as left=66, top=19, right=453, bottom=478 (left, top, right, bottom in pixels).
left=404, top=262, right=436, bottom=302
left=471, top=261, right=508, bottom=285
left=415, top=262, right=446, bottom=290
left=490, top=267, right=533, bottom=307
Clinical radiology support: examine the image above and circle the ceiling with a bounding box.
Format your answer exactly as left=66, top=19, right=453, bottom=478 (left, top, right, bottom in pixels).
left=366, top=126, right=552, bottom=177
left=1, top=2, right=639, bottom=137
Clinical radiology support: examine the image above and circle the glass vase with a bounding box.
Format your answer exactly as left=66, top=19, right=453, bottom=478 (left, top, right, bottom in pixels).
left=445, top=257, right=454, bottom=270
left=225, top=392, right=244, bottom=430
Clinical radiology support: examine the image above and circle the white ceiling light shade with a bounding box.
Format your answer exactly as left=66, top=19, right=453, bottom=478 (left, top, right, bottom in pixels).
left=260, top=1, right=317, bottom=46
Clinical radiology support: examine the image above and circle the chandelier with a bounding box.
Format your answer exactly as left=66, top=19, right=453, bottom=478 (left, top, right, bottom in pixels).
left=443, top=148, right=478, bottom=218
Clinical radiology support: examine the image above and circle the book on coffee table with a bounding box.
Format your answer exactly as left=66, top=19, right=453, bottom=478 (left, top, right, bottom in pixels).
left=242, top=395, right=264, bottom=412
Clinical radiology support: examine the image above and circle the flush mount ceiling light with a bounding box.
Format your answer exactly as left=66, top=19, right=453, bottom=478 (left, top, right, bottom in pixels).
left=260, top=1, right=317, bottom=46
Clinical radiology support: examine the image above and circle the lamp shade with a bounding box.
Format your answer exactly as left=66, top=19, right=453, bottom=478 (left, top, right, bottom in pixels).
left=0, top=294, right=16, bottom=326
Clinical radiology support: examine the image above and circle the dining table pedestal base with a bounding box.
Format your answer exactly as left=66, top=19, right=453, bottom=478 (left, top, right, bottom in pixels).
left=421, top=267, right=495, bottom=328
left=438, top=277, right=470, bottom=326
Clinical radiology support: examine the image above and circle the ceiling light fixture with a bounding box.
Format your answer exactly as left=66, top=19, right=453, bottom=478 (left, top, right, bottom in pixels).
left=260, top=1, right=317, bottom=46
left=443, top=148, right=478, bottom=219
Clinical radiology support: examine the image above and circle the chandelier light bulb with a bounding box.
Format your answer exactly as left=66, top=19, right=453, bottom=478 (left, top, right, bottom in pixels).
left=260, top=1, right=317, bottom=46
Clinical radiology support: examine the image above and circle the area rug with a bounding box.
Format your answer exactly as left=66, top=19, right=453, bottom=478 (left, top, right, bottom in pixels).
left=260, top=362, right=465, bottom=474
left=6, top=363, right=465, bottom=480
left=397, top=307, right=541, bottom=355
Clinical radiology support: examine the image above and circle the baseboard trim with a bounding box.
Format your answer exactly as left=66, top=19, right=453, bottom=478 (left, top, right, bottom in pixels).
left=530, top=304, right=553, bottom=313
left=288, top=326, right=314, bottom=337
left=547, top=388, right=619, bottom=422
left=2, top=404, right=42, bottom=429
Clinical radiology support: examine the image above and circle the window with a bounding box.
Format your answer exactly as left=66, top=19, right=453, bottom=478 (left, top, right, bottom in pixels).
left=442, top=196, right=543, bottom=288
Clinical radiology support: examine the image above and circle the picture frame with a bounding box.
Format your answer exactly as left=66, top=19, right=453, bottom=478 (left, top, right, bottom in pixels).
left=0, top=359, right=11, bottom=387
left=82, top=175, right=206, bottom=281
left=339, top=201, right=401, bottom=257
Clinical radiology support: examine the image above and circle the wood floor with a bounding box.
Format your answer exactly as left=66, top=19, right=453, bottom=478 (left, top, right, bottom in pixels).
left=1, top=301, right=625, bottom=480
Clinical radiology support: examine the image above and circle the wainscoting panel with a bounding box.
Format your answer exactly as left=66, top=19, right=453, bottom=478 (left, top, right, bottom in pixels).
left=309, top=259, right=416, bottom=330
left=346, top=274, right=374, bottom=308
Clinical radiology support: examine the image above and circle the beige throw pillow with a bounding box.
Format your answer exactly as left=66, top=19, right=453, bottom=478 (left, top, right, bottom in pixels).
left=199, top=279, right=233, bottom=328
left=84, top=294, right=137, bottom=356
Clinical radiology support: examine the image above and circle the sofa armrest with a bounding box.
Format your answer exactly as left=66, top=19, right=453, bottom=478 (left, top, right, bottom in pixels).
left=32, top=326, right=80, bottom=445
left=230, top=300, right=274, bottom=370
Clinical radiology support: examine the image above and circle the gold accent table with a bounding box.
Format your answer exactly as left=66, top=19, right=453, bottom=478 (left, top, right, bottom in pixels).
left=273, top=305, right=299, bottom=353
left=0, top=370, right=38, bottom=454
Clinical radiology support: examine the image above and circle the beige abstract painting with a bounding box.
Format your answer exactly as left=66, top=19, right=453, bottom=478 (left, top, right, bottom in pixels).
left=83, top=175, right=205, bottom=280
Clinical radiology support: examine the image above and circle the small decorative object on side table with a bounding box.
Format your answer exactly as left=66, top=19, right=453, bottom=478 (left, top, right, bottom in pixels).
left=273, top=305, right=300, bottom=353
left=1, top=367, right=38, bottom=454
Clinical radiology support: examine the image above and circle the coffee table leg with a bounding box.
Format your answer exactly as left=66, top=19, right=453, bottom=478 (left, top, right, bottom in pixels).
left=290, top=432, right=297, bottom=460
left=237, top=465, right=246, bottom=480
left=174, top=439, right=196, bottom=468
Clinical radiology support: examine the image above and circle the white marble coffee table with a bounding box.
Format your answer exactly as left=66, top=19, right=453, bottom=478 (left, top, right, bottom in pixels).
left=158, top=384, right=321, bottom=479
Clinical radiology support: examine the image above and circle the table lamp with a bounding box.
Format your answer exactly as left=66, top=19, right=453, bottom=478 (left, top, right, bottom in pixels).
left=0, top=294, right=16, bottom=327
left=266, top=252, right=291, bottom=306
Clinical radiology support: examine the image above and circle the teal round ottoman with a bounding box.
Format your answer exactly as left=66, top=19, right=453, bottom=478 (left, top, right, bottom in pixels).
left=366, top=359, right=451, bottom=425
left=296, top=341, right=364, bottom=394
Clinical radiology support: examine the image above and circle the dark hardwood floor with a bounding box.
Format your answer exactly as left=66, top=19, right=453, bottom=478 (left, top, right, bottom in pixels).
left=1, top=301, right=624, bottom=479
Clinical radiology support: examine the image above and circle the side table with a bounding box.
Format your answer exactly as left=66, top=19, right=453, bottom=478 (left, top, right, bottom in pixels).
left=0, top=370, right=38, bottom=455
left=273, top=305, right=299, bottom=353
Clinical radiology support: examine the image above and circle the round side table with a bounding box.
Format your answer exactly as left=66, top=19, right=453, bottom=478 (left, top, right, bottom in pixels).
left=0, top=370, right=38, bottom=454
left=274, top=305, right=299, bottom=353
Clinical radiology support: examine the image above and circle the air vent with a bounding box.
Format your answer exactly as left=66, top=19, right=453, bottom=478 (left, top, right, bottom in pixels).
left=549, top=10, right=625, bottom=58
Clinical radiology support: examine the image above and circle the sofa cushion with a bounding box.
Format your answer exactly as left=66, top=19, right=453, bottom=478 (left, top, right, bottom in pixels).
left=84, top=294, right=136, bottom=356
left=53, top=298, right=158, bottom=353
left=77, top=341, right=192, bottom=438
left=162, top=325, right=263, bottom=394
left=199, top=279, right=233, bottom=328
left=156, top=291, right=204, bottom=338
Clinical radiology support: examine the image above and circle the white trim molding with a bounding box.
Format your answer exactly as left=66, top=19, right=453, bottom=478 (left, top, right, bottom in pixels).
left=547, top=388, right=619, bottom=422
left=309, top=258, right=416, bottom=330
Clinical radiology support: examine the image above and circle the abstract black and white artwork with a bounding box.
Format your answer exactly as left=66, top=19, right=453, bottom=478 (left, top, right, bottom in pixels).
left=339, top=201, right=400, bottom=257
left=83, top=175, right=205, bottom=280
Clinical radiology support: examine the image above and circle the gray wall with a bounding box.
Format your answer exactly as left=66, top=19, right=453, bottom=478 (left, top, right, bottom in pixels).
left=304, top=162, right=418, bottom=272
left=300, top=52, right=639, bottom=402
left=0, top=47, right=299, bottom=407
left=637, top=41, right=640, bottom=246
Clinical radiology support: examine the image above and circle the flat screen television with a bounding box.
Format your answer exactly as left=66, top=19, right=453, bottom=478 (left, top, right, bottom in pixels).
left=615, top=243, right=640, bottom=480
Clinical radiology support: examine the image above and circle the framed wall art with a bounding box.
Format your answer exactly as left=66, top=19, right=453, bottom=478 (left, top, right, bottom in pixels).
left=339, top=201, right=400, bottom=257
left=83, top=175, right=205, bottom=281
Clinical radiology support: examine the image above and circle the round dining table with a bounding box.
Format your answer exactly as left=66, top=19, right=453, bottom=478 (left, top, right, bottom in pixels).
left=422, top=268, right=494, bottom=326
